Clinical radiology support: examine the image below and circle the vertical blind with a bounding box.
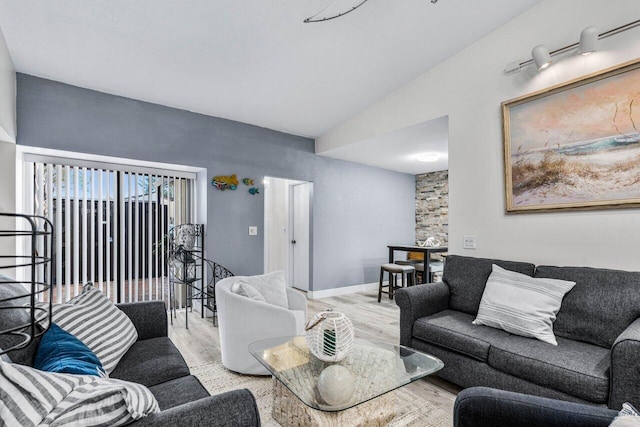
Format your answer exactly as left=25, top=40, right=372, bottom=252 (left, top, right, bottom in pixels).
left=25, top=160, right=196, bottom=306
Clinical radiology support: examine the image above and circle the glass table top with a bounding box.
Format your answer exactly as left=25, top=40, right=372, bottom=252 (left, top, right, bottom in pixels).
left=248, top=336, right=444, bottom=412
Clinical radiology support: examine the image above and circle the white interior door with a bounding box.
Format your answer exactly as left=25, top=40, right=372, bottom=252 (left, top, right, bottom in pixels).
left=291, top=183, right=311, bottom=291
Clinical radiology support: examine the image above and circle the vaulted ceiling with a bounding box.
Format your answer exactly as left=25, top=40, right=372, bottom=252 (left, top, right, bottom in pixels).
left=0, top=0, right=540, bottom=141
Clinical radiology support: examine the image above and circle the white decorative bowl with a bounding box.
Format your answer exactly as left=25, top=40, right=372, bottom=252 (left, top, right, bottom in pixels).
left=305, top=310, right=354, bottom=362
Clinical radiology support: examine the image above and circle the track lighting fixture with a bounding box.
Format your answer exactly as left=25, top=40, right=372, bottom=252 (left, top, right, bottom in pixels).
left=304, top=0, right=439, bottom=23
left=531, top=45, right=552, bottom=70
left=579, top=26, right=598, bottom=55
left=504, top=19, right=639, bottom=75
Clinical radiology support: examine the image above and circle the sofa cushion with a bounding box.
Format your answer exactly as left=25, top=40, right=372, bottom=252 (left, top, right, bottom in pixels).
left=148, top=375, right=210, bottom=410
left=442, top=255, right=536, bottom=316
left=536, top=266, right=640, bottom=349
left=110, top=337, right=190, bottom=387
left=488, top=334, right=610, bottom=403
left=413, top=310, right=512, bottom=362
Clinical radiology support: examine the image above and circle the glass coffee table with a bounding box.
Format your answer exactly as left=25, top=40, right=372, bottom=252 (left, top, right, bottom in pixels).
left=249, top=336, right=443, bottom=426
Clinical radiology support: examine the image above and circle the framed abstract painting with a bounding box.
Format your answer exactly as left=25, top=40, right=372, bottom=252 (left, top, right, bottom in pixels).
left=502, top=58, right=640, bottom=213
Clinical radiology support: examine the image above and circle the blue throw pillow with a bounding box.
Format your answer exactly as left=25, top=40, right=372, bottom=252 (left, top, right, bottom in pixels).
left=34, top=323, right=104, bottom=376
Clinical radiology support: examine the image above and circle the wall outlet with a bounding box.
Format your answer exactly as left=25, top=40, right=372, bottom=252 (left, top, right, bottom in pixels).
left=463, top=236, right=477, bottom=249
left=249, top=226, right=258, bottom=236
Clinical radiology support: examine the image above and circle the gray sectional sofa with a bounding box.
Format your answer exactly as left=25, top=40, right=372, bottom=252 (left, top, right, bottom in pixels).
left=395, top=255, right=640, bottom=409
left=0, top=282, right=261, bottom=426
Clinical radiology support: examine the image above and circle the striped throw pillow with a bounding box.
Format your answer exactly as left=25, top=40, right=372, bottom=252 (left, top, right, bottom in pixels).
left=0, top=360, right=159, bottom=427
left=473, top=264, right=576, bottom=345
left=43, top=284, right=138, bottom=374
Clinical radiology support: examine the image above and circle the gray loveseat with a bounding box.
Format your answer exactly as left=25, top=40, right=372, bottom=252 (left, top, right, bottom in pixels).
left=0, top=282, right=261, bottom=426
left=395, top=255, right=640, bottom=409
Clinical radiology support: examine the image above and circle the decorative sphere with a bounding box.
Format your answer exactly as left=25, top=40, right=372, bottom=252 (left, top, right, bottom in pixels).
left=317, top=365, right=355, bottom=406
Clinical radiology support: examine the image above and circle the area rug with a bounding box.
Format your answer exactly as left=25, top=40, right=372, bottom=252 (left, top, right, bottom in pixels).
left=190, top=362, right=453, bottom=427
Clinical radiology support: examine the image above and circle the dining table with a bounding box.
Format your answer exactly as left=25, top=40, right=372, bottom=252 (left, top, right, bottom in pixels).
left=387, top=244, right=448, bottom=284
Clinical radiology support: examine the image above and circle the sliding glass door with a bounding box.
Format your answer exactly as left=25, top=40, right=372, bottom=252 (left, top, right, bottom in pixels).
left=23, top=157, right=196, bottom=306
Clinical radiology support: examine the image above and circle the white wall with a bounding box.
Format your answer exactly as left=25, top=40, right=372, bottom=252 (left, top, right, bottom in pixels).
left=0, top=25, right=16, bottom=259
left=317, top=0, right=640, bottom=271
left=0, top=25, right=15, bottom=144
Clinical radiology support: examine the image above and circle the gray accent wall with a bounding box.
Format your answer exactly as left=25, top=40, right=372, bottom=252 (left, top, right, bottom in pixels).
left=16, top=74, right=415, bottom=291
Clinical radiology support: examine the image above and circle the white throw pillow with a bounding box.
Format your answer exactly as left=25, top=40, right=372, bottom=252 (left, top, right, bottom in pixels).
left=473, top=264, right=576, bottom=345
left=230, top=282, right=267, bottom=303
left=610, top=403, right=640, bottom=426
left=237, top=271, right=289, bottom=309
left=0, top=360, right=159, bottom=426
left=41, top=284, right=138, bottom=373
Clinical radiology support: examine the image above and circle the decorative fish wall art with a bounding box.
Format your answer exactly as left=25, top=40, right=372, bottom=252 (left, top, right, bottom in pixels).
left=242, top=178, right=254, bottom=186
left=211, top=174, right=239, bottom=191
left=248, top=187, right=260, bottom=195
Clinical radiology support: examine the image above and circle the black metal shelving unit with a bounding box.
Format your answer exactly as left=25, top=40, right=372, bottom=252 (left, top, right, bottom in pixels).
left=0, top=213, right=53, bottom=356
left=168, top=224, right=234, bottom=329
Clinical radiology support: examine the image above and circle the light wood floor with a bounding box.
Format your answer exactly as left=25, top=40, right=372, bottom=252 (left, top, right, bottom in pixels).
left=169, top=289, right=460, bottom=415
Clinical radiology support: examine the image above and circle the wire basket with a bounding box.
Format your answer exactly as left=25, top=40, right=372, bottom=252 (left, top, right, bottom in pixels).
left=305, top=310, right=354, bottom=362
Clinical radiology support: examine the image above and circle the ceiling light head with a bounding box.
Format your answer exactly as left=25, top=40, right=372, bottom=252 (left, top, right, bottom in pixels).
left=579, top=26, right=598, bottom=55
left=531, top=45, right=552, bottom=70
left=416, top=153, right=440, bottom=163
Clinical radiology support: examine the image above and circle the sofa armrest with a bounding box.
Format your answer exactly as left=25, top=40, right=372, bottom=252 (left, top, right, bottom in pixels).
left=394, top=282, right=449, bottom=347
left=286, top=287, right=307, bottom=314
left=454, top=387, right=617, bottom=427
left=131, top=389, right=260, bottom=426
left=116, top=301, right=168, bottom=340
left=610, top=317, right=640, bottom=409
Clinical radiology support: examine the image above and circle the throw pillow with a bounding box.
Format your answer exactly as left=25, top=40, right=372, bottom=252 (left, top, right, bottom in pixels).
left=610, top=403, right=640, bottom=426
left=0, top=360, right=159, bottom=426
left=473, top=264, right=576, bottom=345
left=237, top=271, right=288, bottom=309
left=230, top=282, right=267, bottom=303
left=620, top=403, right=640, bottom=417
left=34, top=323, right=105, bottom=376
left=40, top=284, right=138, bottom=374
left=610, top=418, right=640, bottom=427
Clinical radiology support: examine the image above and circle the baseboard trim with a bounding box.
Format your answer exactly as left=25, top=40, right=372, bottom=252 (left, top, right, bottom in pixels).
left=307, top=282, right=379, bottom=300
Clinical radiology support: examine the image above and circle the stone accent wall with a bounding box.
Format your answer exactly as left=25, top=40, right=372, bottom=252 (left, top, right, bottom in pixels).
left=415, top=171, right=448, bottom=247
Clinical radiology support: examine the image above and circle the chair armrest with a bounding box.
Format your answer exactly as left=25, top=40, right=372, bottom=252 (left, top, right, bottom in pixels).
left=610, top=317, right=640, bottom=409
left=116, top=301, right=168, bottom=340
left=131, top=389, right=260, bottom=426
left=394, top=282, right=449, bottom=347
left=454, top=387, right=617, bottom=427
left=286, top=287, right=307, bottom=313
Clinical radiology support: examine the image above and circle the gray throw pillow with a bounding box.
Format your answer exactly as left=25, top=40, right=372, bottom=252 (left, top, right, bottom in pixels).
left=473, top=264, right=576, bottom=345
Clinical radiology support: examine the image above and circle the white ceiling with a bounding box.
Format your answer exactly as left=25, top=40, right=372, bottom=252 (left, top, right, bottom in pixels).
left=322, top=116, right=449, bottom=174
left=0, top=0, right=540, bottom=173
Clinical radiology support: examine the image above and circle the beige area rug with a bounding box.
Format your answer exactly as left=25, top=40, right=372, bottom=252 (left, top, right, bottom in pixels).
left=191, top=362, right=452, bottom=427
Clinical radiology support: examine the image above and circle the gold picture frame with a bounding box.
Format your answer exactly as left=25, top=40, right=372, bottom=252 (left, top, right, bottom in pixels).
left=503, top=58, right=640, bottom=213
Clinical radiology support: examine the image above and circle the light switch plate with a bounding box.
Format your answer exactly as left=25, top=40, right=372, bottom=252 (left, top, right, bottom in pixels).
left=249, top=226, right=258, bottom=236
left=463, top=236, right=477, bottom=249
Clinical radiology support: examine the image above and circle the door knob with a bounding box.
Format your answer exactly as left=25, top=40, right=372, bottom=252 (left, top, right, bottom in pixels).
left=291, top=240, right=296, bottom=244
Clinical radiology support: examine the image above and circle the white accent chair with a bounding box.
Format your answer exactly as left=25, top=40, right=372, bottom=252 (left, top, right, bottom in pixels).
left=215, top=276, right=308, bottom=375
